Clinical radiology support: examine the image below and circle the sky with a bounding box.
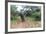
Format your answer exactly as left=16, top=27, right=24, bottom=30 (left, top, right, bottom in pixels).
left=16, top=5, right=23, bottom=12
left=16, top=5, right=32, bottom=12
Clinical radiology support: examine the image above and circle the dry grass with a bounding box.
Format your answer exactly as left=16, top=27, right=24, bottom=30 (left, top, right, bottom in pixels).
left=10, top=17, right=41, bottom=29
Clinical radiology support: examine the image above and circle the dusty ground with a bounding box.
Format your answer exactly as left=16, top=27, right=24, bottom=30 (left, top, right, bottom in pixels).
left=10, top=17, right=41, bottom=29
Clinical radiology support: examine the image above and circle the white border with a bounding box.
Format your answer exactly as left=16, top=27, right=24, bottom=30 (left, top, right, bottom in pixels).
left=8, top=2, right=44, bottom=32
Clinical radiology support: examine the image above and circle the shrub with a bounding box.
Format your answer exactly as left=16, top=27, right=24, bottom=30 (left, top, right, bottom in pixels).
left=31, top=12, right=41, bottom=21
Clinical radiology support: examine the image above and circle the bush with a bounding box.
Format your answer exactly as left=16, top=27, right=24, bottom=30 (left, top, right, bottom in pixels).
left=11, top=15, right=18, bottom=20
left=31, top=12, right=41, bottom=21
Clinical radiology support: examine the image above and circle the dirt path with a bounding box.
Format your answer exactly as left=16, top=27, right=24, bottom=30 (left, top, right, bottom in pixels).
left=11, top=18, right=41, bottom=29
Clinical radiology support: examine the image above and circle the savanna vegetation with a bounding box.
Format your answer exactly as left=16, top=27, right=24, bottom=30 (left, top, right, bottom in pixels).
left=10, top=5, right=41, bottom=28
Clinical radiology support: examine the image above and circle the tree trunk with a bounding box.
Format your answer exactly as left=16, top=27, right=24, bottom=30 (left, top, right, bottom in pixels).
left=19, top=13, right=25, bottom=22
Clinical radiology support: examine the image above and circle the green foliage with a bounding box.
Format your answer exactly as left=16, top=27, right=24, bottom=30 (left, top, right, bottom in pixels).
left=11, top=5, right=19, bottom=20
left=36, top=9, right=40, bottom=12
left=11, top=16, right=18, bottom=20
left=24, top=10, right=32, bottom=16
left=11, top=5, right=41, bottom=21
left=31, top=10, right=41, bottom=21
